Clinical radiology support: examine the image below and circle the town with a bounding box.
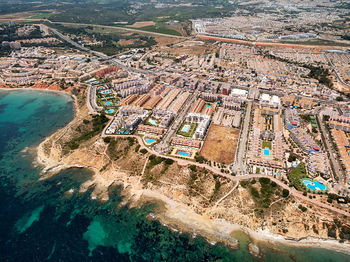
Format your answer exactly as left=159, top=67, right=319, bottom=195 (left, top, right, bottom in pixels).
left=1, top=17, right=350, bottom=250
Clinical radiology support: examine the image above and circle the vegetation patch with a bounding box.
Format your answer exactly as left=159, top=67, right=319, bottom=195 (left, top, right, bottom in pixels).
left=65, top=114, right=108, bottom=150
left=287, top=162, right=307, bottom=191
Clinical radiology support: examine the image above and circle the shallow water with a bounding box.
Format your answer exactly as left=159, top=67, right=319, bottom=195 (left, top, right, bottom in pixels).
left=0, top=90, right=349, bottom=262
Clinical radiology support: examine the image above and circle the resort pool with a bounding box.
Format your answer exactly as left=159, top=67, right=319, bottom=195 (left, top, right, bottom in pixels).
left=105, top=109, right=115, bottom=114
left=145, top=138, right=156, bottom=144
left=148, top=119, right=157, bottom=126
left=176, top=151, right=191, bottom=157
left=98, top=86, right=104, bottom=90
left=206, top=105, right=211, bottom=108
left=101, top=90, right=112, bottom=95
left=105, top=101, right=113, bottom=106
left=303, top=180, right=326, bottom=191
left=181, top=124, right=190, bottom=133
left=263, top=147, right=270, bottom=156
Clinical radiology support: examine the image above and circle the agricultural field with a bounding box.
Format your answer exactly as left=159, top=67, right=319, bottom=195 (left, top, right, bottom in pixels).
left=200, top=124, right=240, bottom=164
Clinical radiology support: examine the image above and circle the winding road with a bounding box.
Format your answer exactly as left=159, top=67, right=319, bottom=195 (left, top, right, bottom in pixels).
left=102, top=129, right=350, bottom=218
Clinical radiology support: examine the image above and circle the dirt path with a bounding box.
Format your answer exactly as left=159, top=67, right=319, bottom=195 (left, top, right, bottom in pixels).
left=213, top=182, right=238, bottom=208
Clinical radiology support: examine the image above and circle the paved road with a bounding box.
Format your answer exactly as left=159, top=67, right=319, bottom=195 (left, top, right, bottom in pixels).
left=316, top=108, right=345, bottom=183
left=51, top=21, right=188, bottom=40
left=47, top=25, right=149, bottom=75
left=230, top=100, right=252, bottom=174
left=324, top=53, right=350, bottom=90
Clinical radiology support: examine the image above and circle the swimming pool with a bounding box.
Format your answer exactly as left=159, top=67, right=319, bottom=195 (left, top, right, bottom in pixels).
left=177, top=151, right=190, bottom=157
left=206, top=105, right=211, bottom=108
left=148, top=119, right=157, bottom=126
left=105, top=101, right=113, bottom=106
left=105, top=109, right=115, bottom=114
left=181, top=124, right=190, bottom=133
left=98, top=86, right=104, bottom=90
left=101, top=90, right=112, bottom=95
left=263, top=147, right=270, bottom=156
left=303, top=180, right=326, bottom=191
left=145, top=138, right=156, bottom=144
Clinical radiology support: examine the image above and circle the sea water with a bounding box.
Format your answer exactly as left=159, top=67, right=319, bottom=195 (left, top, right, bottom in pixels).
left=0, top=90, right=349, bottom=262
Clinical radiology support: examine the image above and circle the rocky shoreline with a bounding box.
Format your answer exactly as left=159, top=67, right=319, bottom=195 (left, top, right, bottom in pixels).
left=28, top=88, right=350, bottom=257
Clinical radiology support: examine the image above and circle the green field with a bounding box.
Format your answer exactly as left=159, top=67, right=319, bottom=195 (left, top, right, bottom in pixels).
left=137, top=25, right=182, bottom=36
left=30, top=12, right=52, bottom=19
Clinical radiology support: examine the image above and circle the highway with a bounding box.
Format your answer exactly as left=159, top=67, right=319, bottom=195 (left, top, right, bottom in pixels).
left=51, top=21, right=188, bottom=40
left=47, top=25, right=150, bottom=75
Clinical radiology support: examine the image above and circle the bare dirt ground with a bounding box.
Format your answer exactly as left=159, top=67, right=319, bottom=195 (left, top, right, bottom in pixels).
left=200, top=124, right=240, bottom=164
left=0, top=12, right=35, bottom=21
left=154, top=36, right=184, bottom=46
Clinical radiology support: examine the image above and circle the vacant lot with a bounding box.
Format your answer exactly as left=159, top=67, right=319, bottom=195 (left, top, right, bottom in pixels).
left=200, top=124, right=240, bottom=164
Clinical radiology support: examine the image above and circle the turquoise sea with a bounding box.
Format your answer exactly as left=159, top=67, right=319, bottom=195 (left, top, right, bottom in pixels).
left=0, top=89, right=349, bottom=262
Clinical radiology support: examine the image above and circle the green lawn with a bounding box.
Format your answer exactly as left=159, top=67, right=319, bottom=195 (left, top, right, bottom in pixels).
left=287, top=162, right=307, bottom=191
left=262, top=140, right=272, bottom=149
left=177, top=122, right=198, bottom=138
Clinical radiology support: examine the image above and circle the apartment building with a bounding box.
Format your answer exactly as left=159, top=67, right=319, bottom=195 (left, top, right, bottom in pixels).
left=143, top=96, right=162, bottom=110
left=137, top=124, right=166, bottom=135
left=172, top=137, right=202, bottom=149
left=329, top=115, right=350, bottom=132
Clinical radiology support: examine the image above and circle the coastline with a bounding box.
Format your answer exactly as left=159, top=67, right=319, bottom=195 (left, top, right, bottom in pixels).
left=13, top=87, right=347, bottom=257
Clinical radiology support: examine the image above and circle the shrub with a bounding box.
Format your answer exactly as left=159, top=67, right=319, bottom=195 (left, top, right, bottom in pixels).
left=140, top=149, right=147, bottom=154
left=251, top=187, right=260, bottom=198
left=282, top=189, right=290, bottom=198
left=259, top=177, right=270, bottom=185
left=271, top=181, right=277, bottom=187
left=103, top=137, right=111, bottom=143
left=189, top=165, right=197, bottom=172
left=240, top=181, right=249, bottom=188
left=164, top=158, right=174, bottom=165
left=298, top=205, right=307, bottom=212
left=288, top=154, right=297, bottom=162
left=83, top=119, right=90, bottom=124
left=135, top=145, right=140, bottom=152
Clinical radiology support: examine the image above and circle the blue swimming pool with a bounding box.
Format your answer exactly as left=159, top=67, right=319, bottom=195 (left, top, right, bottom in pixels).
left=177, top=151, right=190, bottom=157
left=98, top=86, right=104, bottom=90
left=105, top=101, right=113, bottom=106
left=206, top=105, right=211, bottom=108
left=263, top=147, right=270, bottom=156
left=303, top=180, right=326, bottom=191
left=101, top=90, right=112, bottom=95
left=148, top=119, right=157, bottom=126
left=145, top=138, right=155, bottom=144
left=181, top=124, right=190, bottom=133
left=105, top=109, right=115, bottom=114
